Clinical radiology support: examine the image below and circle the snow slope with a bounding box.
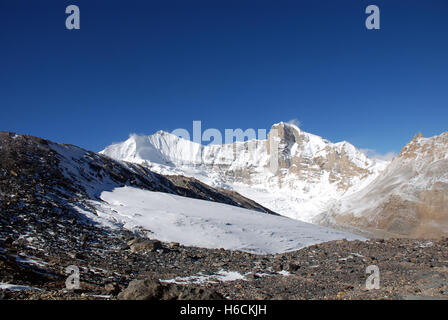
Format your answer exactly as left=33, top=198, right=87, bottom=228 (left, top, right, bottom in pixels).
left=101, top=122, right=388, bottom=222
left=90, top=186, right=362, bottom=254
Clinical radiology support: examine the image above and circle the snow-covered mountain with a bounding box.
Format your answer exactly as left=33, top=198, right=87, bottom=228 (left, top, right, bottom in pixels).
left=101, top=122, right=388, bottom=222
left=314, top=132, right=448, bottom=238
left=0, top=132, right=360, bottom=255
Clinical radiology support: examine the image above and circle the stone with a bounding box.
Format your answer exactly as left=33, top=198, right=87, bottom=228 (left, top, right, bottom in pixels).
left=104, top=283, right=120, bottom=295
left=286, top=263, right=300, bottom=272
left=169, top=242, right=180, bottom=249
left=118, top=278, right=223, bottom=300
left=117, top=279, right=164, bottom=300
left=130, top=240, right=162, bottom=253
left=126, top=238, right=140, bottom=247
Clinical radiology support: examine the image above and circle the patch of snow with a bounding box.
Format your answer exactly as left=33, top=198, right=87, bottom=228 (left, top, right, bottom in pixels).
left=277, top=270, right=291, bottom=276
left=0, top=283, right=42, bottom=291
left=161, top=270, right=246, bottom=284
left=419, top=242, right=434, bottom=248
left=86, top=294, right=111, bottom=299
left=15, top=255, right=48, bottom=268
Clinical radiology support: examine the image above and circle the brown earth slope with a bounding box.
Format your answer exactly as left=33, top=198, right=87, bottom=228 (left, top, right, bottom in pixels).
left=315, top=132, right=448, bottom=238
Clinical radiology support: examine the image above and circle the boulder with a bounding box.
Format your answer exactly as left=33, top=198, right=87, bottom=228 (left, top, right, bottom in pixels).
left=118, top=279, right=164, bottom=300
left=118, top=278, right=223, bottom=300
left=169, top=242, right=180, bottom=249
left=130, top=240, right=162, bottom=253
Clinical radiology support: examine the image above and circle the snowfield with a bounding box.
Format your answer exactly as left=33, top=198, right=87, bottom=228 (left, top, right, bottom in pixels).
left=91, top=186, right=363, bottom=254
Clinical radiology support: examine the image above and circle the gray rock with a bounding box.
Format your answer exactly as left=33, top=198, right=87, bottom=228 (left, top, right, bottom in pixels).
left=118, top=278, right=223, bottom=300
left=130, top=240, right=162, bottom=253
left=126, top=238, right=140, bottom=247
left=118, top=279, right=164, bottom=300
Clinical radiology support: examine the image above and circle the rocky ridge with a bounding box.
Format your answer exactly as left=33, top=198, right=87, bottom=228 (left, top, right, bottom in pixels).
left=316, top=131, right=448, bottom=238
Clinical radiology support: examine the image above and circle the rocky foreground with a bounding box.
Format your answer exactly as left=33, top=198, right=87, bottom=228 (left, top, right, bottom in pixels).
left=1, top=228, right=448, bottom=300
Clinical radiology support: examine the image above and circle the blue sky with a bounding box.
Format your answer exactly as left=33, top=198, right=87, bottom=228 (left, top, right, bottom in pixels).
left=1, top=0, right=447, bottom=156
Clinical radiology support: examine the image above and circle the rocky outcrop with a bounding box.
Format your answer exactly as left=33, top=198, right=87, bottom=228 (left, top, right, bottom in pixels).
left=267, top=123, right=373, bottom=191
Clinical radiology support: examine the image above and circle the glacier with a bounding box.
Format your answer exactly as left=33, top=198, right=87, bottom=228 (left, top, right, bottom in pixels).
left=90, top=186, right=363, bottom=254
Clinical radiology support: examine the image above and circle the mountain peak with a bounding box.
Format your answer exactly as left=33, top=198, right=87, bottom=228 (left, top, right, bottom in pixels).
left=271, top=121, right=301, bottom=132
left=398, top=131, right=448, bottom=163
left=101, top=124, right=387, bottom=222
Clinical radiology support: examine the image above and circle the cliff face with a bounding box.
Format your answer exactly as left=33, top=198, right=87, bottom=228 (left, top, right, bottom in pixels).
left=267, top=123, right=376, bottom=191
left=315, top=132, right=448, bottom=238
